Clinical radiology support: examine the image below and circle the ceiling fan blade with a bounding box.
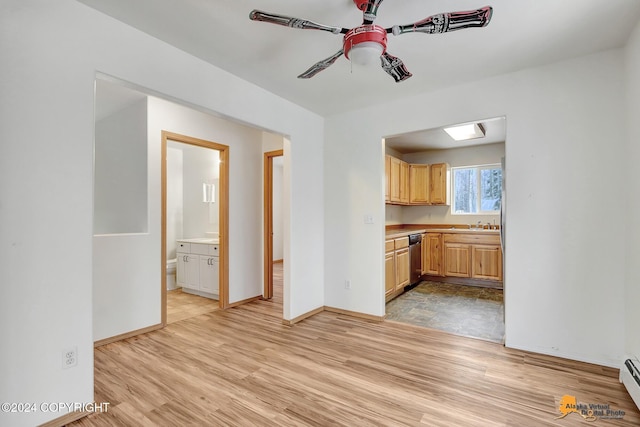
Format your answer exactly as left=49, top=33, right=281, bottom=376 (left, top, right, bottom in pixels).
left=380, top=52, right=412, bottom=83
left=360, top=0, right=385, bottom=24
left=389, top=6, right=493, bottom=36
left=249, top=10, right=347, bottom=35
left=298, top=50, right=344, bottom=79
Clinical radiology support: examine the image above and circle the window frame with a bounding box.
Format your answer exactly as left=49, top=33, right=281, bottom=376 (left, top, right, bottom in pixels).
left=451, top=163, right=502, bottom=216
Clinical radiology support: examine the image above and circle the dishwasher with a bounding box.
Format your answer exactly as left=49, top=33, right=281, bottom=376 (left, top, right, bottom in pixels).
left=408, top=234, right=422, bottom=285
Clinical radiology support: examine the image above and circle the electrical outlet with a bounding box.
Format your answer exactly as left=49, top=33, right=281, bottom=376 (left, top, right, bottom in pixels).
left=62, top=347, right=77, bottom=369
left=344, top=280, right=351, bottom=290
left=363, top=214, right=374, bottom=224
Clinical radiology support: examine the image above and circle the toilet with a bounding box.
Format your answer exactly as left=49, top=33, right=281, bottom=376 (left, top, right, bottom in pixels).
left=166, top=258, right=177, bottom=290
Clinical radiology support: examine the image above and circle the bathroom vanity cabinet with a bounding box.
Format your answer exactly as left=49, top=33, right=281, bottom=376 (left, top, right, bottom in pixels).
left=176, top=239, right=219, bottom=300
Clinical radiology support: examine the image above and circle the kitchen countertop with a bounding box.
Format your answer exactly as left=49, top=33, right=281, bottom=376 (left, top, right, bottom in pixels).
left=385, top=226, right=499, bottom=240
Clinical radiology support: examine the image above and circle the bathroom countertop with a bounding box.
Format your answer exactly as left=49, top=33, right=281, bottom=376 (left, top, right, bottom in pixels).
left=177, top=238, right=219, bottom=244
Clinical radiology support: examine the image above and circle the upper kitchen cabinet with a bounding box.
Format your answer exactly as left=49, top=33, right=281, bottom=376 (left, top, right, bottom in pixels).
left=385, top=155, right=391, bottom=202
left=409, top=164, right=430, bottom=205
left=385, top=155, right=449, bottom=206
left=429, top=163, right=450, bottom=205
left=388, top=156, right=409, bottom=204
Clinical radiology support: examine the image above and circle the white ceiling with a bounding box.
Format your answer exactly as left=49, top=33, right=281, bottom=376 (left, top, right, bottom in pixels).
left=77, top=0, right=640, bottom=118
left=386, top=116, right=505, bottom=153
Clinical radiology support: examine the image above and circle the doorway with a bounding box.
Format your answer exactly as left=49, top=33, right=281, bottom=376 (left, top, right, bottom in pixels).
left=383, top=117, right=507, bottom=343
left=263, top=149, right=283, bottom=300
left=161, top=131, right=230, bottom=326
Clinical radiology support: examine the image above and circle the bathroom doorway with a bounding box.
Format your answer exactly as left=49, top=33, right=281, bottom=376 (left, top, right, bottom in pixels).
left=161, top=131, right=229, bottom=326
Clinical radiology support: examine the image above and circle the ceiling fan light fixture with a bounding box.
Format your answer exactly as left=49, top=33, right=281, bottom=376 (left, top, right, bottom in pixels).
left=343, top=25, right=387, bottom=65
left=444, top=123, right=486, bottom=141
left=349, top=42, right=385, bottom=66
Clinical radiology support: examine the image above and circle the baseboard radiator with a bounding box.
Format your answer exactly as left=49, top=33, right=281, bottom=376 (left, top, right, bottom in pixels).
left=620, top=358, right=640, bottom=410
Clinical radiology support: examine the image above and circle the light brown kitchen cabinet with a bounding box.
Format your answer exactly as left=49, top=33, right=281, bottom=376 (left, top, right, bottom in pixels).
left=409, top=164, right=430, bottom=204
left=385, top=252, right=396, bottom=298
left=444, top=243, right=471, bottom=277
left=384, top=155, right=391, bottom=202
left=394, top=237, right=410, bottom=291
left=422, top=233, right=444, bottom=276
left=389, top=156, right=402, bottom=203
left=385, top=237, right=411, bottom=300
left=429, top=163, right=450, bottom=205
left=442, top=232, right=502, bottom=282
left=395, top=248, right=410, bottom=291
left=472, top=244, right=503, bottom=281
left=399, top=161, right=409, bottom=204
left=388, top=156, right=410, bottom=205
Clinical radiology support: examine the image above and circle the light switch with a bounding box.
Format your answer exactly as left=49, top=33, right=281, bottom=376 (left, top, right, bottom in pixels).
left=364, top=214, right=374, bottom=224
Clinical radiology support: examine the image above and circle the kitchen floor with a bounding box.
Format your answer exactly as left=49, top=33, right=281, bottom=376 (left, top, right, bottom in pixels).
left=385, top=281, right=504, bottom=344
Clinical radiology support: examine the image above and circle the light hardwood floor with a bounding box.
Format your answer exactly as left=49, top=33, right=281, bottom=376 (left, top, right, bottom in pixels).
left=72, top=263, right=639, bottom=426
left=166, top=289, right=220, bottom=325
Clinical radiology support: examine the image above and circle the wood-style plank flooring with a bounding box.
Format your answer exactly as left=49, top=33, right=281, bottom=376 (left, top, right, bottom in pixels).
left=166, top=289, right=220, bottom=325
left=71, top=263, right=639, bottom=426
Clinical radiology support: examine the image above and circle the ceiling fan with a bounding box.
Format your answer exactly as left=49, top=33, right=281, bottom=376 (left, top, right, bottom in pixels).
left=249, top=0, right=493, bottom=82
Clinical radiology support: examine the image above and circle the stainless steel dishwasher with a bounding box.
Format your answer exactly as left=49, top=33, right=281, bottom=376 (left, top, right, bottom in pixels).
left=408, top=234, right=422, bottom=285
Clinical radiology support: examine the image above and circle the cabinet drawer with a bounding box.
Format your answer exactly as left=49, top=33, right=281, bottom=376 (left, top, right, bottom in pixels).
left=385, top=240, right=395, bottom=253
left=443, top=233, right=500, bottom=245
left=395, top=237, right=409, bottom=249
left=177, top=242, right=191, bottom=253
left=191, top=243, right=210, bottom=255
left=191, top=243, right=219, bottom=256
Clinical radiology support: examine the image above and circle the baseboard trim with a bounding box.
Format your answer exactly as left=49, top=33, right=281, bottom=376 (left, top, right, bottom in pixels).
left=39, top=410, right=90, bottom=427
left=324, top=306, right=385, bottom=322
left=282, top=305, right=385, bottom=326
left=282, top=306, right=324, bottom=326
left=228, top=295, right=262, bottom=308
left=94, top=323, right=163, bottom=347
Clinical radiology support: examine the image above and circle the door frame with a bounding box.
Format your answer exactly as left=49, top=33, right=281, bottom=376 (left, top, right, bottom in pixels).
left=161, top=131, right=230, bottom=326
left=263, top=149, right=283, bottom=299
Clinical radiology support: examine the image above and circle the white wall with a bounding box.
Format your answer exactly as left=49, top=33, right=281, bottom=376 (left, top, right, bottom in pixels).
left=148, top=97, right=265, bottom=305
left=0, top=1, right=323, bottom=425
left=273, top=159, right=284, bottom=261
left=94, top=99, right=148, bottom=234
left=93, top=98, right=157, bottom=342
left=166, top=145, right=184, bottom=261
left=325, top=48, right=628, bottom=367
left=625, top=20, right=640, bottom=360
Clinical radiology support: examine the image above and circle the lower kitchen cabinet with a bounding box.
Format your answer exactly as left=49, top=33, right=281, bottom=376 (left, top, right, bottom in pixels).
left=395, top=247, right=410, bottom=291
left=443, top=243, right=471, bottom=278
left=386, top=230, right=502, bottom=303
left=442, top=233, right=502, bottom=283
left=471, top=244, right=502, bottom=281
left=423, top=233, right=444, bottom=276
left=385, top=250, right=396, bottom=298
left=385, top=237, right=411, bottom=301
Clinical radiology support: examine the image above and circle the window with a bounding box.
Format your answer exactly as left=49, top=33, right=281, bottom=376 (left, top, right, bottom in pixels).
left=452, top=164, right=502, bottom=214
